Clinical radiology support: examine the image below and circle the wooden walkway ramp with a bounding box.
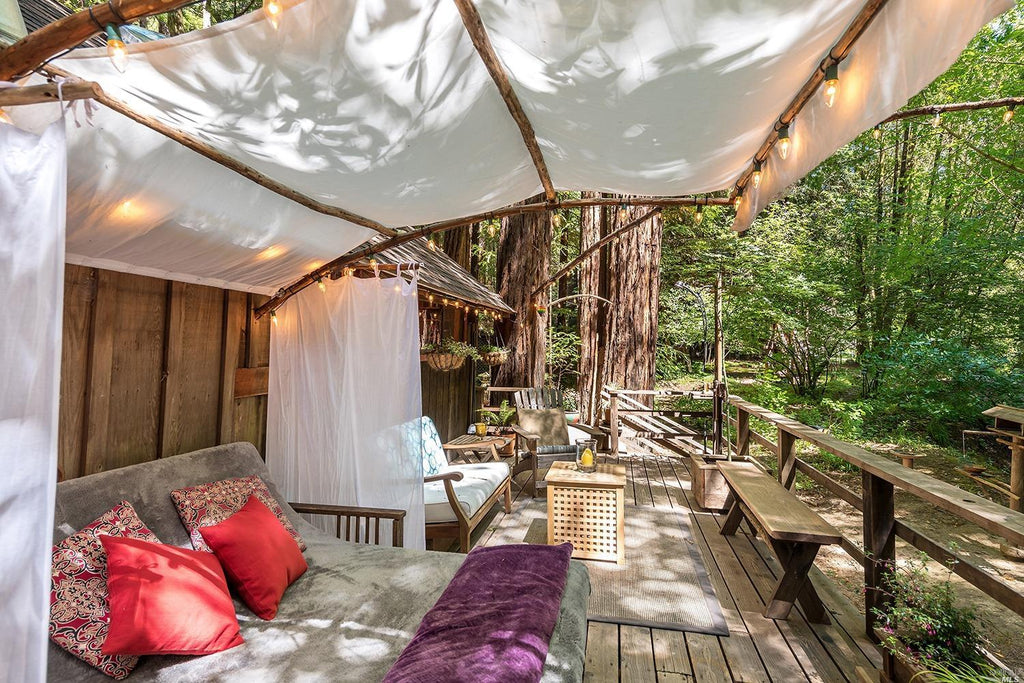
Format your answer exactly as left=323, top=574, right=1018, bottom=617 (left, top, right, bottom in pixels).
left=475, top=447, right=881, bottom=682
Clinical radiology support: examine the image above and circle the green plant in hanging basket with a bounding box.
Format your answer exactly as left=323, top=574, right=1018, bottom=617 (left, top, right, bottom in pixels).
left=421, top=337, right=480, bottom=372
left=477, top=344, right=510, bottom=366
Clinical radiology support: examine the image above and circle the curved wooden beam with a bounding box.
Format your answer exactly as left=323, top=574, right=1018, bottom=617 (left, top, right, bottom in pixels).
left=880, top=96, right=1024, bottom=124
left=254, top=196, right=729, bottom=319
left=0, top=0, right=194, bottom=81
left=452, top=0, right=556, bottom=202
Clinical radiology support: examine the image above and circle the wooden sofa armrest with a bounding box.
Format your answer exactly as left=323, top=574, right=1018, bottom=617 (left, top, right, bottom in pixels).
left=571, top=422, right=605, bottom=437
left=512, top=425, right=540, bottom=444
left=288, top=502, right=407, bottom=548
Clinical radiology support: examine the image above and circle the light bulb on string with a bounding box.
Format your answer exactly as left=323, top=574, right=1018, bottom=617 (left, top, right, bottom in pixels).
left=751, top=160, right=763, bottom=189
left=487, top=223, right=496, bottom=237
left=105, top=25, right=128, bottom=73
left=427, top=237, right=437, bottom=251
left=694, top=200, right=704, bottom=225
left=1003, top=105, right=1016, bottom=125
left=315, top=276, right=326, bottom=293
left=733, top=189, right=743, bottom=210
left=777, top=124, right=791, bottom=160
left=932, top=112, right=941, bottom=127
left=617, top=203, right=628, bottom=221
left=263, top=0, right=283, bottom=29
left=551, top=213, right=563, bottom=228
left=872, top=125, right=881, bottom=140
left=270, top=310, right=278, bottom=326
left=822, top=64, right=839, bottom=109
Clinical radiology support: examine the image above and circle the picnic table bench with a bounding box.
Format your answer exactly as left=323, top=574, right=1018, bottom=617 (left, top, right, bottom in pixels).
left=718, top=461, right=842, bottom=624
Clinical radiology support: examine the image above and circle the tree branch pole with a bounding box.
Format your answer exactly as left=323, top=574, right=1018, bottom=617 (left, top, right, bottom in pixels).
left=452, top=0, right=555, bottom=202
left=733, top=0, right=891, bottom=196
left=531, top=207, right=662, bottom=298
left=0, top=80, right=101, bottom=106
left=0, top=0, right=197, bottom=80
left=254, top=197, right=727, bottom=319
left=880, top=96, right=1024, bottom=124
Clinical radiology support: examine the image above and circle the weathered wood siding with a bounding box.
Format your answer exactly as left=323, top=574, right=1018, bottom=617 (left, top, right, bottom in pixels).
left=421, top=361, right=475, bottom=442
left=58, top=265, right=270, bottom=480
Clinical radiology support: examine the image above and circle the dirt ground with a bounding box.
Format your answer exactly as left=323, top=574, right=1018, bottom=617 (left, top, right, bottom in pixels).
left=791, top=444, right=1024, bottom=676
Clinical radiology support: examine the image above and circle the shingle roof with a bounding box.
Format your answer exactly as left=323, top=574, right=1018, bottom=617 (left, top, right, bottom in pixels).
left=19, top=0, right=105, bottom=47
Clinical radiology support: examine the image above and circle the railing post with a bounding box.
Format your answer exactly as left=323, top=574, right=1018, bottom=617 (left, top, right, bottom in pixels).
left=736, top=407, right=750, bottom=457
left=863, top=471, right=896, bottom=640
left=609, top=391, right=619, bottom=454
left=777, top=428, right=797, bottom=488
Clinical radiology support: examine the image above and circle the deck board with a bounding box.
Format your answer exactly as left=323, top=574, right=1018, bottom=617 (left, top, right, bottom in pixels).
left=472, top=441, right=880, bottom=682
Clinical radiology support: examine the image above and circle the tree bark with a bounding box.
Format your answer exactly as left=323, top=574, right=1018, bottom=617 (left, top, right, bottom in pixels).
left=443, top=224, right=473, bottom=271
left=495, top=195, right=550, bottom=388
left=603, top=203, right=663, bottom=404
left=578, top=193, right=606, bottom=423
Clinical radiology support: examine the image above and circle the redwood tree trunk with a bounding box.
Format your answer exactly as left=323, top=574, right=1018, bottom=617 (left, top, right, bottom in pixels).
left=604, top=204, right=662, bottom=397
left=578, top=192, right=606, bottom=423
left=495, top=195, right=550, bottom=388
left=443, top=224, right=473, bottom=271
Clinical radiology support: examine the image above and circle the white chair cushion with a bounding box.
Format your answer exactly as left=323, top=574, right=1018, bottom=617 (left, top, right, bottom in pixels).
left=424, top=462, right=510, bottom=524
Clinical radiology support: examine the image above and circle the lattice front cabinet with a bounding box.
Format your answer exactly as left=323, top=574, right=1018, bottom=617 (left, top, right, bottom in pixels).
left=547, top=484, right=624, bottom=564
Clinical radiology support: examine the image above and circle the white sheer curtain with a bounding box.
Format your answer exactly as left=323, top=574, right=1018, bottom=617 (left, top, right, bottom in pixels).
left=0, top=120, right=66, bottom=682
left=267, top=268, right=425, bottom=550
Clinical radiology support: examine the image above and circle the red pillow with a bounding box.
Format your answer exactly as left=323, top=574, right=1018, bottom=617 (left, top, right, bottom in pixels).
left=101, top=536, right=244, bottom=656
left=171, top=474, right=305, bottom=552
left=49, top=501, right=159, bottom=680
left=200, top=495, right=308, bottom=620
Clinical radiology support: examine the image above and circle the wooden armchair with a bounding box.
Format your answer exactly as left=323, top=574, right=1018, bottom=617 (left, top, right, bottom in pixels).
left=513, top=388, right=607, bottom=497
left=288, top=502, right=407, bottom=547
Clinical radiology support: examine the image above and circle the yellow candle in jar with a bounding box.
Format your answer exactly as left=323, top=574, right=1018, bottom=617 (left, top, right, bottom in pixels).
left=581, top=448, right=594, bottom=467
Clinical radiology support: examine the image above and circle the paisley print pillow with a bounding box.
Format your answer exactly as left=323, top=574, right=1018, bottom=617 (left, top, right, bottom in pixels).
left=49, top=501, right=159, bottom=679
left=170, top=475, right=304, bottom=553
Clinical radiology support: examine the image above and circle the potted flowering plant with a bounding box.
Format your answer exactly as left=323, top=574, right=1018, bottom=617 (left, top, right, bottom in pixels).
left=478, top=400, right=517, bottom=455
left=421, top=338, right=480, bottom=372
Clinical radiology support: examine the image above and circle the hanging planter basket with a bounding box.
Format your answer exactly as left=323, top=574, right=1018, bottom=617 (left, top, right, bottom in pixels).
left=481, top=350, right=508, bottom=367
left=424, top=352, right=467, bottom=373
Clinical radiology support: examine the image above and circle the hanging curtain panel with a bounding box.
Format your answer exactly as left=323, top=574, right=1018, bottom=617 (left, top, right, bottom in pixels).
left=0, top=120, right=67, bottom=682
left=267, top=269, right=425, bottom=550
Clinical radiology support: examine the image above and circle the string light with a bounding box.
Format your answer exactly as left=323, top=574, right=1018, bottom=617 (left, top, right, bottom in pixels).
left=270, top=310, right=278, bottom=326
left=343, top=267, right=353, bottom=277
left=777, top=124, right=791, bottom=160
left=0, top=108, right=12, bottom=125
left=694, top=200, right=704, bottom=225
left=751, top=160, right=763, bottom=189
left=822, top=64, right=839, bottom=108
left=551, top=213, right=563, bottom=228
left=428, top=294, right=435, bottom=304
left=617, top=203, right=628, bottom=221
left=427, top=238, right=437, bottom=251
left=105, top=25, right=128, bottom=73
left=315, top=275, right=326, bottom=292
left=1003, top=105, right=1016, bottom=124
left=368, top=258, right=377, bottom=268
left=263, top=0, right=282, bottom=29
left=932, top=112, right=941, bottom=127
left=733, top=188, right=744, bottom=210
left=872, top=125, right=881, bottom=140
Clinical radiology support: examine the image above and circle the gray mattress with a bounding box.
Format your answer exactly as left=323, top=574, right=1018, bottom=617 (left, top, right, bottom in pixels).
left=48, top=443, right=590, bottom=682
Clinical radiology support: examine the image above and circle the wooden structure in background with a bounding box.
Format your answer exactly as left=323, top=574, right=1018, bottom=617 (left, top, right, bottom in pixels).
left=58, top=265, right=271, bottom=479
left=983, top=404, right=1024, bottom=512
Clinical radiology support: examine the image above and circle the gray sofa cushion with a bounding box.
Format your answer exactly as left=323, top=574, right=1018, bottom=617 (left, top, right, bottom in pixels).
left=47, top=443, right=590, bottom=682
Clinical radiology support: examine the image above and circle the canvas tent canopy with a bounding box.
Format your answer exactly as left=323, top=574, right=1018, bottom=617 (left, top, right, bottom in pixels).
left=5, top=0, right=1012, bottom=296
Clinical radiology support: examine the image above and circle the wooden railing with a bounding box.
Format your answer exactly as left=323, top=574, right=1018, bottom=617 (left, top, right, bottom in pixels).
left=728, top=397, right=1024, bottom=637
left=604, top=387, right=714, bottom=454
left=289, top=502, right=406, bottom=548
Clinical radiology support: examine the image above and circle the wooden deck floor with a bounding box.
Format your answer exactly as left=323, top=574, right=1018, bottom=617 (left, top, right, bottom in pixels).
left=473, top=446, right=882, bottom=682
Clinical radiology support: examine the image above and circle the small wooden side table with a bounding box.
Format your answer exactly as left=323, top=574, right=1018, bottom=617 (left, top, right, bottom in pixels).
left=442, top=434, right=511, bottom=464
left=545, top=461, right=627, bottom=565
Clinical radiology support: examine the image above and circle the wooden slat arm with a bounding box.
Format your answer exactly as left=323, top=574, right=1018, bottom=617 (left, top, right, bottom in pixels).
left=512, top=425, right=540, bottom=443
left=288, top=502, right=406, bottom=548
left=424, top=471, right=465, bottom=484
left=570, top=422, right=605, bottom=437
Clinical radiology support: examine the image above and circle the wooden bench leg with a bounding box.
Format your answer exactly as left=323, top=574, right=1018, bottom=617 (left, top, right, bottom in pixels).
left=503, top=479, right=512, bottom=513
left=764, top=540, right=830, bottom=624
left=721, top=500, right=745, bottom=536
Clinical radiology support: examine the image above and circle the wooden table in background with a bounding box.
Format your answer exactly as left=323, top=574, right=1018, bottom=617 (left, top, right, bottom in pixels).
left=442, top=434, right=511, bottom=464
left=545, top=461, right=627, bottom=565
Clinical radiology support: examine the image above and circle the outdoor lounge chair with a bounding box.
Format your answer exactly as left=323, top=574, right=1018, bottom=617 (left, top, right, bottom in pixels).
left=420, top=417, right=512, bottom=552
left=512, top=388, right=607, bottom=497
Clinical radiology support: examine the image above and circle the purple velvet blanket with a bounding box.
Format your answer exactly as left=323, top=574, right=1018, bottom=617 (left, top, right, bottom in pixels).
left=383, top=543, right=573, bottom=683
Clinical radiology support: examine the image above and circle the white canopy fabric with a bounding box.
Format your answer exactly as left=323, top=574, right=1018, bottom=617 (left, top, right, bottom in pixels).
left=11, top=0, right=1012, bottom=292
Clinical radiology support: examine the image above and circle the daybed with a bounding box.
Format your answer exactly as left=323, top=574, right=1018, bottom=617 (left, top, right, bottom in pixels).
left=48, top=442, right=590, bottom=682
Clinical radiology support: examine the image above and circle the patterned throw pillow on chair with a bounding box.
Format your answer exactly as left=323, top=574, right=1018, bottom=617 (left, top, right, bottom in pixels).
left=171, top=474, right=305, bottom=553
left=49, top=501, right=159, bottom=680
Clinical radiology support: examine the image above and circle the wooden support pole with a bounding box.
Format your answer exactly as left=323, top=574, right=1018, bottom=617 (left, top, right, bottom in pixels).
left=733, top=0, right=891, bottom=195
left=0, top=80, right=102, bottom=107
left=880, top=96, right=1024, bottom=124
left=40, top=67, right=398, bottom=238
left=735, top=408, right=750, bottom=457
left=253, top=196, right=727, bottom=319
left=0, top=0, right=195, bottom=81
left=778, top=429, right=798, bottom=489
left=452, top=0, right=555, bottom=202
left=609, top=391, right=620, bottom=455
left=712, top=269, right=725, bottom=455
left=863, top=471, right=896, bottom=640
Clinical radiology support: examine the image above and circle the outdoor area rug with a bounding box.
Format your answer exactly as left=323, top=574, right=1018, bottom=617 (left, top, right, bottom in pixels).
left=524, top=505, right=728, bottom=635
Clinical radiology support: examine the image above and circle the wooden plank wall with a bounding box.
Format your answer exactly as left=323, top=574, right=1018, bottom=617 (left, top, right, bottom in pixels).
left=58, top=265, right=271, bottom=480
left=421, top=361, right=475, bottom=442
